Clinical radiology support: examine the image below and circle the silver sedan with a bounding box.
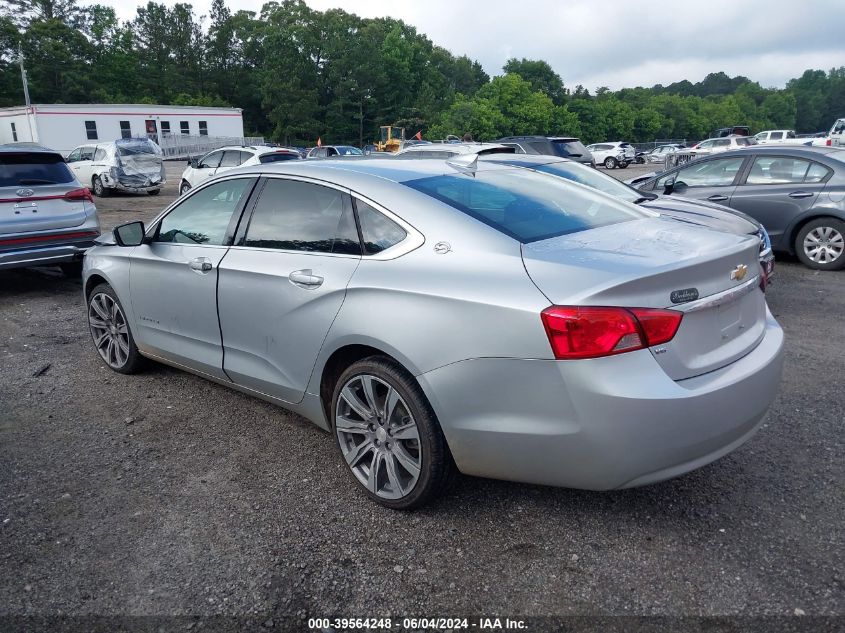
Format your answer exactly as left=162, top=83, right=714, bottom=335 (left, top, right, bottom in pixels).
left=83, top=158, right=785, bottom=509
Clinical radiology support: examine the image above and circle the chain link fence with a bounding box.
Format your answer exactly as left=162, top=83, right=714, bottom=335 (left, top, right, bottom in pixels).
left=158, top=134, right=266, bottom=160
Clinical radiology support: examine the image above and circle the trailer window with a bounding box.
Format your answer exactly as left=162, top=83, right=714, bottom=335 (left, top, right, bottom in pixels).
left=199, top=121, right=208, bottom=136
left=119, top=121, right=131, bottom=139
left=85, top=121, right=98, bottom=140
left=180, top=121, right=190, bottom=135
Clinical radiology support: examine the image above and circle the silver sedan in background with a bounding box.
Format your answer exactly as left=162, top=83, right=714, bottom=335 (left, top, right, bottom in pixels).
left=83, top=158, right=784, bottom=509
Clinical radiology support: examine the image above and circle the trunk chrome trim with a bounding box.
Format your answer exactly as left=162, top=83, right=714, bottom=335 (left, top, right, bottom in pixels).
left=672, top=275, right=760, bottom=313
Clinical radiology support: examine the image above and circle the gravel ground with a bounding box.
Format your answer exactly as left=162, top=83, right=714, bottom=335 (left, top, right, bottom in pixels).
left=1, top=159, right=843, bottom=628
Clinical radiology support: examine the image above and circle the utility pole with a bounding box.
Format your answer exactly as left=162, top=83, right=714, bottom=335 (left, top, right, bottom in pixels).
left=18, top=45, right=34, bottom=142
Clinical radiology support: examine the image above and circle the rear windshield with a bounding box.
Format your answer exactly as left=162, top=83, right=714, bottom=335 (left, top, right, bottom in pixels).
left=552, top=139, right=588, bottom=158
left=259, top=152, right=301, bottom=164
left=403, top=168, right=646, bottom=243
left=116, top=140, right=158, bottom=156
left=0, top=152, right=74, bottom=187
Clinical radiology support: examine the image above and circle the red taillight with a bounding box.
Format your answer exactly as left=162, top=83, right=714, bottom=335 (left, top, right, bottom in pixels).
left=540, top=306, right=683, bottom=360
left=64, top=187, right=93, bottom=203
left=826, top=138, right=832, bottom=147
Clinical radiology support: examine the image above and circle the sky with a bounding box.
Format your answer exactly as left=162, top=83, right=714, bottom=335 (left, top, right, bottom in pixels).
left=87, top=0, right=845, bottom=91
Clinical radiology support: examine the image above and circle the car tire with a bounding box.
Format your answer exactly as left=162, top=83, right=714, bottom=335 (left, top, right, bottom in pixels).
left=332, top=356, right=457, bottom=510
left=92, top=176, right=109, bottom=197
left=179, top=181, right=191, bottom=196
left=604, top=157, right=617, bottom=169
left=795, top=218, right=845, bottom=270
left=87, top=283, right=146, bottom=374
left=60, top=261, right=83, bottom=277
left=147, top=189, right=160, bottom=196
left=619, top=161, right=629, bottom=169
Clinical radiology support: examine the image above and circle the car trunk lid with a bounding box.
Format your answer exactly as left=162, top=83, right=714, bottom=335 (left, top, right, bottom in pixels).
left=0, top=184, right=89, bottom=235
left=522, top=217, right=765, bottom=380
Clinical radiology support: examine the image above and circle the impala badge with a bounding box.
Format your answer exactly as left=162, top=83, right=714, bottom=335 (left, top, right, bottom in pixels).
left=15, top=188, right=34, bottom=198
left=730, top=264, right=748, bottom=282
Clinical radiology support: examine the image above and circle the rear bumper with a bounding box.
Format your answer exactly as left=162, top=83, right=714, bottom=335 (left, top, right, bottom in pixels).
left=0, top=240, right=97, bottom=269
left=418, top=308, right=784, bottom=490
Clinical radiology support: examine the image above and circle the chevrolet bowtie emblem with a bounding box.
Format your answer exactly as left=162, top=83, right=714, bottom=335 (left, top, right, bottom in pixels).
left=731, top=264, right=748, bottom=282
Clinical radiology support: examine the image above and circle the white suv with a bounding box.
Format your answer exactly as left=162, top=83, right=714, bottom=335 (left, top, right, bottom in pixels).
left=586, top=142, right=635, bottom=169
left=179, top=146, right=300, bottom=195
left=689, top=136, right=754, bottom=156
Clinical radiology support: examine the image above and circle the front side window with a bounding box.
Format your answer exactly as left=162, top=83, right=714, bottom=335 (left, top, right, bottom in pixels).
left=243, top=179, right=360, bottom=255
left=66, top=148, right=81, bottom=163
left=715, top=139, right=731, bottom=147
left=661, top=157, right=745, bottom=188
left=156, top=178, right=251, bottom=246
left=85, top=121, right=98, bottom=140
left=404, top=168, right=646, bottom=243
left=119, top=120, right=131, bottom=139
left=356, top=200, right=407, bottom=254
left=198, top=151, right=223, bottom=169
left=746, top=156, right=821, bottom=185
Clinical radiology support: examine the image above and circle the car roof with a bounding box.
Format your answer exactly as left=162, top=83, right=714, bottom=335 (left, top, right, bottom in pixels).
left=0, top=142, right=62, bottom=155
left=398, top=142, right=510, bottom=154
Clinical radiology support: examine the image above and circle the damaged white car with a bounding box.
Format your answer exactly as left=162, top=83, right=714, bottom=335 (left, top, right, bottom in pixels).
left=66, top=138, right=165, bottom=197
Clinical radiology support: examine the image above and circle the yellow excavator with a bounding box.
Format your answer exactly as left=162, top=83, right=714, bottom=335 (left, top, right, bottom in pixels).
left=375, top=125, right=405, bottom=153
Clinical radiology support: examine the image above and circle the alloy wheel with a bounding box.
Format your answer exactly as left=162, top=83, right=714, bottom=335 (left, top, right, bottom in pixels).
left=335, top=374, right=422, bottom=500
left=803, top=226, right=844, bottom=264
left=88, top=292, right=130, bottom=369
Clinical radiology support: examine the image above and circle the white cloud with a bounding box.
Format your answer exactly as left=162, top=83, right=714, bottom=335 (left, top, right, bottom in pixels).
left=86, top=0, right=845, bottom=90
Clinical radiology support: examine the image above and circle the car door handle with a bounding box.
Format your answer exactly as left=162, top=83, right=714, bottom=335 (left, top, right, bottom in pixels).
left=289, top=269, right=324, bottom=289
left=188, top=257, right=213, bottom=274
left=788, top=191, right=814, bottom=199
left=707, top=194, right=729, bottom=202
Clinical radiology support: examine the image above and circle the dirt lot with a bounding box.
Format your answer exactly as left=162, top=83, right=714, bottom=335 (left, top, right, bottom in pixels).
left=1, top=160, right=843, bottom=628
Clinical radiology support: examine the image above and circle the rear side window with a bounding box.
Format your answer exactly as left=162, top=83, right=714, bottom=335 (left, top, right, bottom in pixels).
left=735, top=138, right=751, bottom=146
left=220, top=150, right=245, bottom=167
left=553, top=140, right=588, bottom=157
left=0, top=153, right=75, bottom=187
left=355, top=200, right=407, bottom=254
left=770, top=132, right=783, bottom=140
left=403, top=169, right=645, bottom=243
left=243, top=179, right=360, bottom=255
left=94, top=148, right=107, bottom=161
left=746, top=156, right=827, bottom=185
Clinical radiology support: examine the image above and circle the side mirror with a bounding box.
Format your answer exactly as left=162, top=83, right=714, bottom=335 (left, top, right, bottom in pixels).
left=113, top=221, right=145, bottom=247
left=663, top=177, right=676, bottom=195
left=188, top=157, right=198, bottom=168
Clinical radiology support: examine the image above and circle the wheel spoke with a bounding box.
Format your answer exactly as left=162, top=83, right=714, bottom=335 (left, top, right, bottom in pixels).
left=336, top=415, right=370, bottom=434
left=360, top=375, right=379, bottom=413
left=340, top=386, right=372, bottom=420
left=391, top=421, right=419, bottom=441
left=366, top=452, right=380, bottom=493
left=93, top=330, right=110, bottom=349
left=385, top=454, right=404, bottom=496
left=89, top=316, right=108, bottom=329
left=383, top=386, right=400, bottom=423
left=344, top=439, right=374, bottom=467
left=392, top=443, right=421, bottom=477
left=91, top=296, right=109, bottom=321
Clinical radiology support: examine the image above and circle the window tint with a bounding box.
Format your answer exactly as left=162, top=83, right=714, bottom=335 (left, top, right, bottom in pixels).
left=805, top=162, right=831, bottom=183
left=552, top=140, right=588, bottom=157
left=714, top=139, right=730, bottom=147
left=258, top=152, right=301, bottom=164
left=0, top=152, right=75, bottom=187
left=198, top=151, right=223, bottom=169
left=243, top=179, right=360, bottom=255
left=220, top=150, right=245, bottom=167
left=356, top=200, right=407, bottom=254
left=735, top=137, right=751, bottom=146
left=85, top=121, right=97, bottom=140
left=404, top=170, right=645, bottom=243
left=664, top=157, right=745, bottom=188
left=119, top=120, right=131, bottom=139
left=157, top=179, right=251, bottom=246
left=746, top=156, right=817, bottom=185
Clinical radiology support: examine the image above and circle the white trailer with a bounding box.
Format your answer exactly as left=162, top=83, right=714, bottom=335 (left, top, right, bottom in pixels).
left=0, top=103, right=245, bottom=155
